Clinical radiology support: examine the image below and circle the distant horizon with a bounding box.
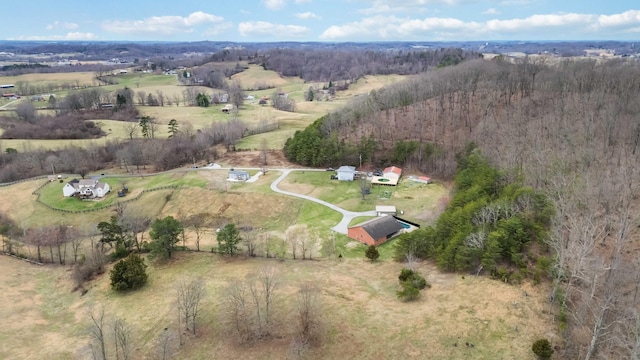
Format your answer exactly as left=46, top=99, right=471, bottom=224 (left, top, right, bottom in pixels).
left=1, top=39, right=638, bottom=44
left=4, top=1, right=640, bottom=42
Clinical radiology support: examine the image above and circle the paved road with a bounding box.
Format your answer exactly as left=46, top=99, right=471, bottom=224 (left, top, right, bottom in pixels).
left=270, top=169, right=377, bottom=234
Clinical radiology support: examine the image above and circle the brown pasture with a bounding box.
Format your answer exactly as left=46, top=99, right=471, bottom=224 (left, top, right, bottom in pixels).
left=0, top=252, right=557, bottom=360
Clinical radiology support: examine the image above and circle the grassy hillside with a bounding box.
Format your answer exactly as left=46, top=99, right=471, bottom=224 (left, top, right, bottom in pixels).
left=0, top=253, right=556, bottom=360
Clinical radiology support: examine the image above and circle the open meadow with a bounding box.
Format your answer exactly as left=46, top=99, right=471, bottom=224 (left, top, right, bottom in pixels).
left=0, top=252, right=556, bottom=360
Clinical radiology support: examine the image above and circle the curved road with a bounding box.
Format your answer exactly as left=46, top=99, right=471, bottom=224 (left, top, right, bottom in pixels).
left=7, top=166, right=376, bottom=234
left=270, top=169, right=377, bottom=234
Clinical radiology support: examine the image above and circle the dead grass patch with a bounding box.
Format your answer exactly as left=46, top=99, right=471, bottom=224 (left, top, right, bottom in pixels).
left=0, top=253, right=555, bottom=359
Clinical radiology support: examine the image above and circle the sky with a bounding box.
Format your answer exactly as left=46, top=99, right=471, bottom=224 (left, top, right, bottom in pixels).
left=4, top=0, right=640, bottom=42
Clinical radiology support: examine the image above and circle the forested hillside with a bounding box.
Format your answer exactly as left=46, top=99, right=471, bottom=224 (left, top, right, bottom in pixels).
left=285, top=57, right=640, bottom=359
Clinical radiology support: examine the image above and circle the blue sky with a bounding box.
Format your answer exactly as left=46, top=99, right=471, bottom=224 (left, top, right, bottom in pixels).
left=5, top=0, right=640, bottom=42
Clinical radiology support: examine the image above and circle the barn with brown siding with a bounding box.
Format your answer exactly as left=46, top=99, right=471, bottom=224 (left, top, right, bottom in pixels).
left=347, top=216, right=404, bottom=246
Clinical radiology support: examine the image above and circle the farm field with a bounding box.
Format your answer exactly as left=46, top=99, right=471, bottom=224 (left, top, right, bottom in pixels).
left=0, top=71, right=97, bottom=87
left=0, top=66, right=408, bottom=151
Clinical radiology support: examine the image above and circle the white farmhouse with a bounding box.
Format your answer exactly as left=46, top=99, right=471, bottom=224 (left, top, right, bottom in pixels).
left=63, top=179, right=110, bottom=198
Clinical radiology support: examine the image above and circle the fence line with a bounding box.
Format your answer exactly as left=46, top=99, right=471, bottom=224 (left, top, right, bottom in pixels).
left=32, top=183, right=179, bottom=214
left=0, top=175, right=49, bottom=188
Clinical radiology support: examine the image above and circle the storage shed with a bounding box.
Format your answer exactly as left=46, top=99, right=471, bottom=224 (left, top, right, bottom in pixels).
left=337, top=166, right=356, bottom=181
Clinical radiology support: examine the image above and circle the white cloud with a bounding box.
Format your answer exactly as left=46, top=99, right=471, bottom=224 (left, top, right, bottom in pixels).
left=485, top=13, right=593, bottom=32
left=46, top=21, right=79, bottom=30
left=499, top=0, right=534, bottom=5
left=262, top=0, right=286, bottom=10
left=102, top=11, right=224, bottom=36
left=597, top=10, right=640, bottom=28
left=320, top=15, right=474, bottom=40
left=239, top=21, right=310, bottom=38
left=482, top=8, right=500, bottom=15
left=320, top=10, right=640, bottom=40
left=65, top=32, right=98, bottom=40
left=12, top=32, right=97, bottom=41
left=295, top=12, right=321, bottom=20
left=360, top=0, right=470, bottom=15
left=295, top=0, right=312, bottom=3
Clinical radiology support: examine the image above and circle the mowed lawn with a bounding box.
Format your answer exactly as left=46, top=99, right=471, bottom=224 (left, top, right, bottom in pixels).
left=278, top=170, right=448, bottom=222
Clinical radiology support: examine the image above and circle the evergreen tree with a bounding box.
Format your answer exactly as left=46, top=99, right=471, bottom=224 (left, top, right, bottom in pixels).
left=531, top=338, right=554, bottom=359
left=217, top=223, right=241, bottom=256
left=196, top=93, right=210, bottom=107
left=365, top=245, right=379, bottom=262
left=149, top=216, right=183, bottom=260
left=168, top=119, right=179, bottom=138
left=139, top=116, right=150, bottom=138
left=110, top=254, right=148, bottom=291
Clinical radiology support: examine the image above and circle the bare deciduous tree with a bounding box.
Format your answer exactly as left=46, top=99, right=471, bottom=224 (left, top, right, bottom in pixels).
left=176, top=277, right=206, bottom=335
left=157, top=327, right=179, bottom=360
left=295, top=282, right=323, bottom=345
left=89, top=308, right=107, bottom=360
left=224, top=266, right=280, bottom=342
left=260, top=138, right=268, bottom=166
left=185, top=213, right=208, bottom=252
left=113, top=318, right=131, bottom=360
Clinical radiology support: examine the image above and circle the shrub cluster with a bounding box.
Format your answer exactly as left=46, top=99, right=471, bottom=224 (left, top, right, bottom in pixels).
left=110, top=254, right=148, bottom=291
left=531, top=338, right=554, bottom=359
left=397, top=268, right=429, bottom=301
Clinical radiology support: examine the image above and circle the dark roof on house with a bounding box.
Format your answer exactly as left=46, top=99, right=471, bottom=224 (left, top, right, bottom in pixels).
left=68, top=178, right=79, bottom=184
left=355, top=216, right=403, bottom=240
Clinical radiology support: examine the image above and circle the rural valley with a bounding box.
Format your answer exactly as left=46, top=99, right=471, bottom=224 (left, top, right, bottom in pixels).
left=0, top=31, right=639, bottom=360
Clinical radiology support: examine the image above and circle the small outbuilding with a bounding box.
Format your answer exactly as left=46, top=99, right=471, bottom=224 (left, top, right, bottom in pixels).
left=371, top=166, right=402, bottom=186
left=376, top=205, right=397, bottom=217
left=347, top=215, right=404, bottom=246
left=383, top=166, right=402, bottom=180
left=337, top=166, right=356, bottom=181
left=410, top=175, right=431, bottom=184
left=228, top=170, right=250, bottom=182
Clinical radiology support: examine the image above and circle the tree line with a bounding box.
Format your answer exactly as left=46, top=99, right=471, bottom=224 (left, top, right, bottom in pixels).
left=254, top=47, right=480, bottom=82
left=394, top=149, right=554, bottom=283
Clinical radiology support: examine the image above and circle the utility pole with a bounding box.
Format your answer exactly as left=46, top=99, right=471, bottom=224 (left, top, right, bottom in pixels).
left=359, top=153, right=362, bottom=169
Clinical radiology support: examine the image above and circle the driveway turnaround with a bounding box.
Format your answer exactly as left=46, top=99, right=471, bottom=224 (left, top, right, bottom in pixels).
left=270, top=169, right=377, bottom=234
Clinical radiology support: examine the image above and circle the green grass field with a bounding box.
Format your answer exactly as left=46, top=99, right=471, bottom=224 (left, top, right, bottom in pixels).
left=278, top=171, right=448, bottom=222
